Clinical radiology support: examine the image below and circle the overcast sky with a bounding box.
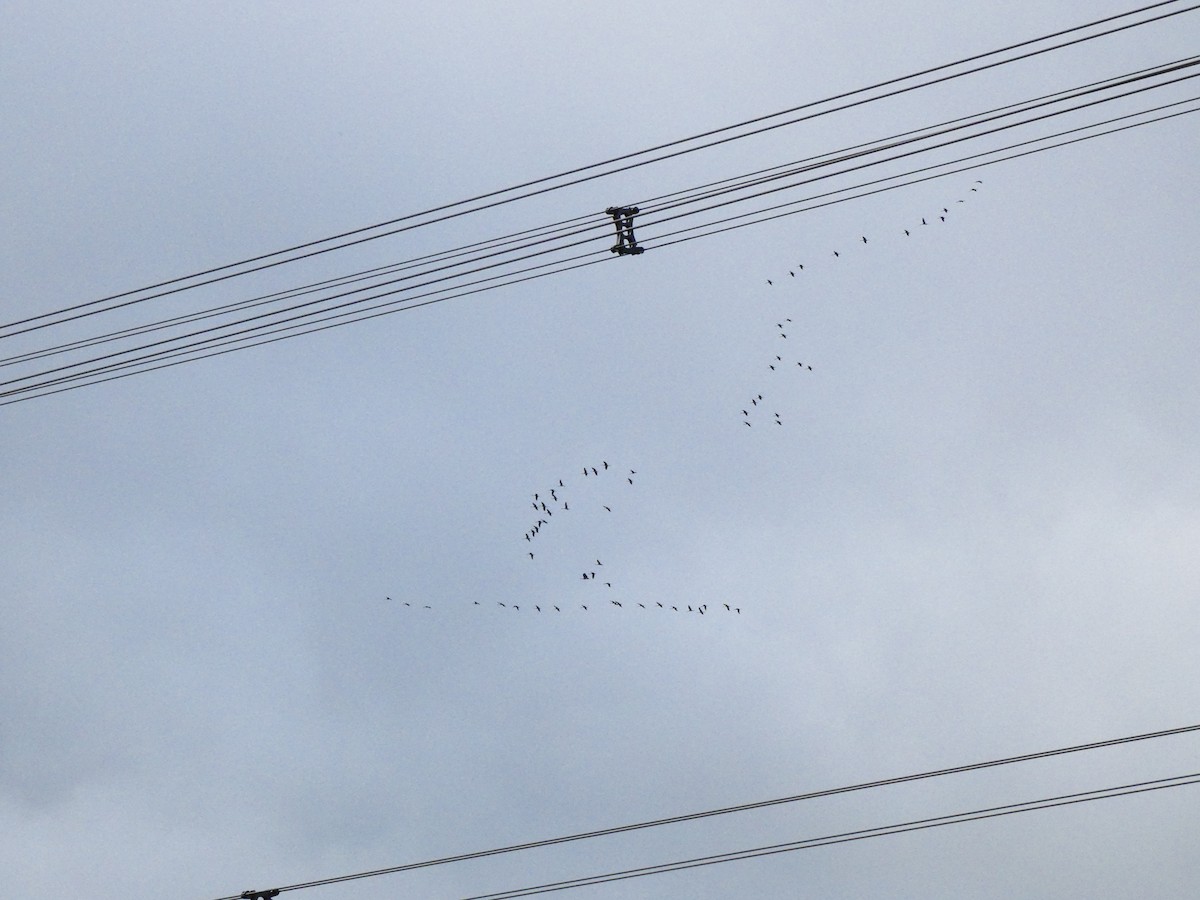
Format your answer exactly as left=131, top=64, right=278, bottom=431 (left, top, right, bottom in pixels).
left=3, top=2, right=1199, bottom=898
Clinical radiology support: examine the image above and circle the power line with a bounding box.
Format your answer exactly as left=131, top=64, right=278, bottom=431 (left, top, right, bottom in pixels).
left=6, top=94, right=1197, bottom=408
left=10, top=52, right=1192, bottom=374
left=206, top=722, right=1200, bottom=900
left=4, top=67, right=1194, bottom=405
left=3, top=0, right=1194, bottom=338
left=462, top=772, right=1200, bottom=900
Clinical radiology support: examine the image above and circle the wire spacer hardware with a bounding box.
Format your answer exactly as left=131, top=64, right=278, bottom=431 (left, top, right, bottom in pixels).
left=605, top=206, right=645, bottom=255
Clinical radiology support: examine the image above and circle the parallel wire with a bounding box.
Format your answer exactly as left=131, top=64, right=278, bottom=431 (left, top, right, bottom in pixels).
left=463, top=773, right=1200, bottom=900
left=3, top=0, right=1195, bottom=338
left=6, top=96, right=1197, bottom=409
left=4, top=66, right=1196, bottom=402
left=9, top=52, right=1193, bottom=372
left=206, top=722, right=1200, bottom=899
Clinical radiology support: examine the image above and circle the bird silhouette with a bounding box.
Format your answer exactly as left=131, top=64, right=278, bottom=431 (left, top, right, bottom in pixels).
left=833, top=250, right=840, bottom=257
left=861, top=235, right=867, bottom=243
left=627, top=477, right=633, bottom=484
left=904, top=229, right=910, bottom=236
left=603, top=461, right=609, bottom=469
left=638, top=603, right=645, bottom=608
left=766, top=279, right=773, bottom=285
left=603, top=505, right=611, bottom=512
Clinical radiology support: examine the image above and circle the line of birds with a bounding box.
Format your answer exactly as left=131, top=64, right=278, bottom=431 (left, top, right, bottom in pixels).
left=386, top=597, right=744, bottom=615
left=747, top=181, right=983, bottom=427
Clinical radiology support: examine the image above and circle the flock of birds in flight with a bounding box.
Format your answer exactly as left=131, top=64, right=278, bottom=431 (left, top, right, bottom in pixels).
left=745, top=179, right=983, bottom=430
left=390, top=181, right=983, bottom=618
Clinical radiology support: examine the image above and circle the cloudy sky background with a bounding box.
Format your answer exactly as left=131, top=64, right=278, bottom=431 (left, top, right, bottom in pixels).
left=3, top=2, right=1198, bottom=897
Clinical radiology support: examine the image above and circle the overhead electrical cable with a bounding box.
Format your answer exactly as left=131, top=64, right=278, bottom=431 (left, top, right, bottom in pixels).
left=4, top=62, right=1194, bottom=403
left=9, top=53, right=1192, bottom=373
left=7, top=56, right=1190, bottom=393
left=5, top=94, right=1196, bottom=408
left=2, top=0, right=1194, bottom=338
left=207, top=722, right=1200, bottom=900
left=645, top=96, right=1200, bottom=252
left=463, top=773, right=1200, bottom=900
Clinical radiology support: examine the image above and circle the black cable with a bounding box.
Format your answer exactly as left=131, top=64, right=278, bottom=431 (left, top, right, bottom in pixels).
left=9, top=52, right=1185, bottom=372
left=7, top=95, right=1196, bottom=408
left=10, top=53, right=1191, bottom=372
left=3, top=0, right=1193, bottom=338
left=463, top=773, right=1200, bottom=900
left=646, top=98, right=1200, bottom=253
left=203, top=722, right=1200, bottom=900
left=6, top=64, right=1194, bottom=400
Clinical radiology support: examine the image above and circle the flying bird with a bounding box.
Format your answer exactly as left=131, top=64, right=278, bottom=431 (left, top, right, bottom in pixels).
left=904, top=229, right=910, bottom=236
left=833, top=250, right=840, bottom=257
left=766, top=279, right=773, bottom=285
left=603, top=505, right=611, bottom=512
left=861, top=235, right=867, bottom=243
